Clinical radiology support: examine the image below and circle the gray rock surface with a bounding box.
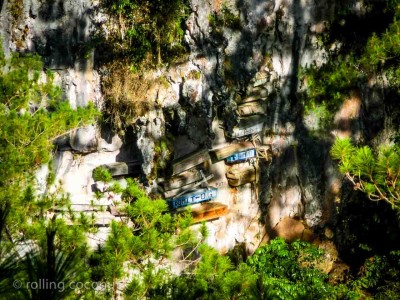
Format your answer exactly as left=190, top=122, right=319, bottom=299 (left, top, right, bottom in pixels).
left=70, top=125, right=99, bottom=153
left=5, top=0, right=399, bottom=255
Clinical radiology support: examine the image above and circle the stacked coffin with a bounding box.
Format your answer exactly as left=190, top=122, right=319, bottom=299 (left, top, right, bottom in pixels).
left=226, top=77, right=269, bottom=139
left=161, top=148, right=227, bottom=223
left=101, top=161, right=141, bottom=177
left=224, top=147, right=259, bottom=187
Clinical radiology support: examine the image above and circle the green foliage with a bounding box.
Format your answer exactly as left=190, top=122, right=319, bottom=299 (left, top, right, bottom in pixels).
left=209, top=3, right=242, bottom=32
left=247, top=238, right=330, bottom=299
left=358, top=15, right=400, bottom=89
left=0, top=49, right=98, bottom=190
left=92, top=166, right=113, bottom=183
left=0, top=47, right=99, bottom=299
left=1, top=172, right=95, bottom=300
left=92, top=176, right=205, bottom=299
left=7, top=0, right=23, bottom=23
left=301, top=5, right=400, bottom=129
left=331, top=138, right=400, bottom=209
left=101, top=0, right=190, bottom=67
left=301, top=55, right=359, bottom=124
left=353, top=251, right=400, bottom=299
left=147, top=238, right=361, bottom=299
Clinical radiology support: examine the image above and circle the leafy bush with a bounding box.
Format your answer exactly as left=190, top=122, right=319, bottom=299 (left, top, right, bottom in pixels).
left=248, top=238, right=332, bottom=299
left=353, top=251, right=400, bottom=299
left=93, top=166, right=113, bottom=183
left=301, top=5, right=400, bottom=129
left=101, top=0, right=190, bottom=67
left=209, top=4, right=242, bottom=31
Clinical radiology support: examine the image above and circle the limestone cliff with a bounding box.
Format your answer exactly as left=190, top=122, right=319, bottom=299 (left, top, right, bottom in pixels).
left=1, top=0, right=397, bottom=253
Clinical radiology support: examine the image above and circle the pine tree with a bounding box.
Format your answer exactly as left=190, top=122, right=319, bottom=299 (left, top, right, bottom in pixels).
left=331, top=138, right=400, bottom=210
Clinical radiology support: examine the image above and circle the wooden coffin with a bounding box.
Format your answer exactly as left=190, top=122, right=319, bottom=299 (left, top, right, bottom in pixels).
left=101, top=161, right=141, bottom=177
left=225, top=148, right=256, bottom=164
left=191, top=202, right=228, bottom=223
left=163, top=173, right=214, bottom=199
left=167, top=188, right=218, bottom=210
left=247, top=86, right=268, bottom=97
left=162, top=169, right=212, bottom=191
left=240, top=88, right=268, bottom=103
left=237, top=101, right=266, bottom=117
left=226, top=164, right=259, bottom=187
left=227, top=116, right=264, bottom=139
left=210, top=141, right=253, bottom=161
left=172, top=148, right=210, bottom=175
left=253, top=76, right=268, bottom=87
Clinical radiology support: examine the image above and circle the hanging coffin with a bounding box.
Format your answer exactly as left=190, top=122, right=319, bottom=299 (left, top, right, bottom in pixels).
left=210, top=141, right=254, bottom=161
left=98, top=161, right=141, bottom=177
left=226, top=164, right=259, bottom=187
left=237, top=101, right=266, bottom=117
left=225, top=148, right=256, bottom=164
left=191, top=202, right=228, bottom=223
left=227, top=115, right=264, bottom=139
left=167, top=188, right=218, bottom=210
left=172, top=148, right=211, bottom=176
left=162, top=168, right=211, bottom=191
left=163, top=173, right=214, bottom=199
left=239, top=94, right=267, bottom=104
left=247, top=86, right=268, bottom=97
left=253, top=73, right=268, bottom=87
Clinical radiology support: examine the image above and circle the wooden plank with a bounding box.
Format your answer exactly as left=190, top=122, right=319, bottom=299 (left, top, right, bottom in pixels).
left=101, top=161, right=141, bottom=177
left=163, top=174, right=214, bottom=199
left=167, top=188, right=218, bottom=210
left=172, top=148, right=210, bottom=175
left=163, top=169, right=212, bottom=191
left=237, top=101, right=266, bottom=117
left=226, top=164, right=259, bottom=187
left=210, top=142, right=253, bottom=161
left=191, top=202, right=228, bottom=223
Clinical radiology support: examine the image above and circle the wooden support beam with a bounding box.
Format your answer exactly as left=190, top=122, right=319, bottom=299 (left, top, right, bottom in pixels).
left=172, top=148, right=211, bottom=175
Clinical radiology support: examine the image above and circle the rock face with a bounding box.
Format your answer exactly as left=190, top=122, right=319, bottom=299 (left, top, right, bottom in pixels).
left=70, top=125, right=99, bottom=153
left=2, top=0, right=399, bottom=253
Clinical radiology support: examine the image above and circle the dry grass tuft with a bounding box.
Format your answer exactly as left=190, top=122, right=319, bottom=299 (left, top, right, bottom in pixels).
left=102, top=63, right=158, bottom=132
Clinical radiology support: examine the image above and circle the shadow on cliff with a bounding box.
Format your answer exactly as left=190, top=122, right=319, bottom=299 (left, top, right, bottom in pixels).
left=31, top=0, right=94, bottom=71
left=185, top=0, right=400, bottom=265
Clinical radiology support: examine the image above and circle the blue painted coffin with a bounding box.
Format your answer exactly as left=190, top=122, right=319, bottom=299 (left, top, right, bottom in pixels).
left=168, top=188, right=218, bottom=210
left=225, top=148, right=256, bottom=164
